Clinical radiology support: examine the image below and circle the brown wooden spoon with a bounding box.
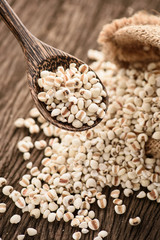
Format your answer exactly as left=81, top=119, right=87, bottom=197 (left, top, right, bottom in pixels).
left=0, top=0, right=108, bottom=132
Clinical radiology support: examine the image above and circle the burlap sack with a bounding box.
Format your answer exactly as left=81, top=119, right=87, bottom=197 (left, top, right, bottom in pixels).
left=98, top=11, right=160, bottom=65
left=98, top=11, right=160, bottom=158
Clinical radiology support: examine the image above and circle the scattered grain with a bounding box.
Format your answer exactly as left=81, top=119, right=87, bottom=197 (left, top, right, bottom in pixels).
left=10, top=214, right=21, bottom=224
left=129, top=217, right=141, bottom=226
left=27, top=228, right=37, bottom=236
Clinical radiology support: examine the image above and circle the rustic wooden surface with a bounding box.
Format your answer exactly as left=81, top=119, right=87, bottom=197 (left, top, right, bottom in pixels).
left=0, top=0, right=160, bottom=239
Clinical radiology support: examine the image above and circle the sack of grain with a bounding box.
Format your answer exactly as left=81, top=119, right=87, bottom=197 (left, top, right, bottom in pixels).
left=98, top=11, right=160, bottom=158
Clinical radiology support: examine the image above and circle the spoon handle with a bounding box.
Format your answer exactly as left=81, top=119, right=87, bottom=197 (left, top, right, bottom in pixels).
left=0, top=0, right=34, bottom=52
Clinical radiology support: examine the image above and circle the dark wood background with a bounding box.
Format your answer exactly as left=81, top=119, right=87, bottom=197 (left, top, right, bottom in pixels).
left=0, top=0, right=160, bottom=239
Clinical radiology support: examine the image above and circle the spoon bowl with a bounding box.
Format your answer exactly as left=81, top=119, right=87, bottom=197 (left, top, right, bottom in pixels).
left=0, top=0, right=108, bottom=131
left=32, top=53, right=108, bottom=131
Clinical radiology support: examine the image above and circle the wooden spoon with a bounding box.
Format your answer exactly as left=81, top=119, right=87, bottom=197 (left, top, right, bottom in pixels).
left=0, top=0, right=108, bottom=132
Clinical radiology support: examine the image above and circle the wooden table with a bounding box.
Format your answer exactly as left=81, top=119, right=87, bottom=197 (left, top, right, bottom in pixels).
left=0, top=0, right=160, bottom=239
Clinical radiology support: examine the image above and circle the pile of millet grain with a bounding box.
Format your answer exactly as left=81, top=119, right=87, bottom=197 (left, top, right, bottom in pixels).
left=0, top=49, right=160, bottom=240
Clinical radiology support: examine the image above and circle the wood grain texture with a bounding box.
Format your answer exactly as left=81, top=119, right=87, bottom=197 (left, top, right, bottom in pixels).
left=0, top=0, right=160, bottom=239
